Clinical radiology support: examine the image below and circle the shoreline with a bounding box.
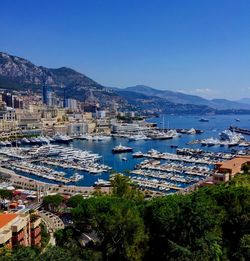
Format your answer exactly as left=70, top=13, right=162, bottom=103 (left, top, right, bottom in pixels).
left=0, top=167, right=110, bottom=195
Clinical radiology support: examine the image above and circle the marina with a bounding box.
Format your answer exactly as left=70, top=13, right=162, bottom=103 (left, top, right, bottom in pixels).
left=0, top=114, right=249, bottom=195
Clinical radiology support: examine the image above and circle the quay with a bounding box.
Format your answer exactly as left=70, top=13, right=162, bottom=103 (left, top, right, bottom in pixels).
left=0, top=167, right=110, bottom=195
left=142, top=151, right=216, bottom=165
left=130, top=177, right=182, bottom=191
left=135, top=159, right=211, bottom=175
left=130, top=170, right=200, bottom=183
left=229, top=126, right=250, bottom=136
left=158, top=128, right=203, bottom=134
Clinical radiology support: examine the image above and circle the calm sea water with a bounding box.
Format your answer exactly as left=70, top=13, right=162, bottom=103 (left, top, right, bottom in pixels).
left=18, top=114, right=250, bottom=186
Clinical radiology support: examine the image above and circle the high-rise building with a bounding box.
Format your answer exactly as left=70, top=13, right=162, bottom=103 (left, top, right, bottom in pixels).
left=13, top=96, right=24, bottom=109
left=64, top=98, right=78, bottom=110
left=2, top=93, right=13, bottom=107
left=42, top=86, right=56, bottom=107
left=1, top=93, right=24, bottom=109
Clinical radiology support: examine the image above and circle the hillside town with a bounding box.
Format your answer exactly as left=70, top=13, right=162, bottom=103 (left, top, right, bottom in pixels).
left=1, top=0, right=250, bottom=259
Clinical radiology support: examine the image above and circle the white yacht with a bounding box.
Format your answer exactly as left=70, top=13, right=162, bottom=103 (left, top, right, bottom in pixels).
left=187, top=128, right=196, bottom=135
left=94, top=179, right=111, bottom=187
left=53, top=134, right=73, bottom=143
left=220, top=130, right=244, bottom=142
left=98, top=135, right=112, bottom=141
left=129, top=133, right=148, bottom=141
left=21, top=138, right=30, bottom=144
left=166, top=129, right=180, bottom=138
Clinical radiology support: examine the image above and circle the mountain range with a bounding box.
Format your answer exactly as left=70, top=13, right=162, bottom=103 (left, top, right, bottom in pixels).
left=122, top=85, right=250, bottom=110
left=0, top=52, right=123, bottom=106
left=236, top=98, right=250, bottom=105
left=0, top=51, right=250, bottom=114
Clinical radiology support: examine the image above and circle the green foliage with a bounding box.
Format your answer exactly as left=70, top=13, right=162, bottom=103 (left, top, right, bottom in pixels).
left=0, top=189, right=13, bottom=200
left=40, top=223, right=50, bottom=249
left=72, top=196, right=147, bottom=261
left=242, top=164, right=250, bottom=173
left=143, top=191, right=225, bottom=260
left=66, top=194, right=84, bottom=208
left=7, top=173, right=250, bottom=261
left=111, top=174, right=144, bottom=202
left=40, top=246, right=81, bottom=261
left=234, top=234, right=250, bottom=260
left=0, top=246, right=12, bottom=260
left=12, top=247, right=39, bottom=261
left=43, top=194, right=63, bottom=213
left=0, top=246, right=39, bottom=261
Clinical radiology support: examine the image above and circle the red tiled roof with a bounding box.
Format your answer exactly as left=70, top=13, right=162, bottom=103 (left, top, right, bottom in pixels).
left=216, top=156, right=250, bottom=175
left=0, top=213, right=18, bottom=229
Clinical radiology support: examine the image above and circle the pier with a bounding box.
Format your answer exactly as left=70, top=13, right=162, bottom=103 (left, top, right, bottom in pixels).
left=131, top=177, right=182, bottom=191
left=229, top=126, right=250, bottom=136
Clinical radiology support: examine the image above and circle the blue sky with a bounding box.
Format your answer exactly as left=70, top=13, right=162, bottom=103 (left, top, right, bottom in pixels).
left=0, top=0, right=250, bottom=99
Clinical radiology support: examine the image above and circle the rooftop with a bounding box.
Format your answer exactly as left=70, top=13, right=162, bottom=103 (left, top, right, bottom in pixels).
left=216, top=156, right=250, bottom=175
left=0, top=213, right=18, bottom=229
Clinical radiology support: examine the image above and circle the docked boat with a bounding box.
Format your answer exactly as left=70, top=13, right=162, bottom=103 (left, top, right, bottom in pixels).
left=166, top=129, right=180, bottom=138
left=129, top=133, right=148, bottom=141
left=186, top=128, right=196, bottom=135
left=53, top=134, right=73, bottom=143
left=112, top=144, right=133, bottom=153
left=4, top=141, right=12, bottom=146
left=71, top=173, right=84, bottom=182
left=39, top=136, right=50, bottom=144
left=98, top=135, right=112, bottom=141
left=239, top=142, right=250, bottom=147
left=94, top=178, right=111, bottom=187
left=21, top=138, right=30, bottom=144
left=229, top=126, right=250, bottom=136
left=132, top=151, right=144, bottom=158
left=220, top=130, right=244, bottom=147
left=0, top=141, right=7, bottom=146
left=149, top=132, right=173, bottom=140
left=199, top=117, right=209, bottom=122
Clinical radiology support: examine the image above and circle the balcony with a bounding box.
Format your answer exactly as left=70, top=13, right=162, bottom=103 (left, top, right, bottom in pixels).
left=30, top=217, right=41, bottom=229
left=0, top=229, right=12, bottom=245
left=31, top=226, right=41, bottom=238
left=11, top=219, right=26, bottom=233
left=31, top=234, right=41, bottom=246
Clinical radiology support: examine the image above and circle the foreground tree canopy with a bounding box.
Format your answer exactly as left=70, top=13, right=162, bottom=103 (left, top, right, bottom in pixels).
left=1, top=173, right=250, bottom=261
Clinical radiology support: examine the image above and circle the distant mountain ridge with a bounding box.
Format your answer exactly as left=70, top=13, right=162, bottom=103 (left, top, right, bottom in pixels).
left=236, top=98, right=250, bottom=105
left=123, top=85, right=250, bottom=110
left=0, top=52, right=100, bottom=88
left=0, top=52, right=124, bottom=105
left=0, top=51, right=250, bottom=114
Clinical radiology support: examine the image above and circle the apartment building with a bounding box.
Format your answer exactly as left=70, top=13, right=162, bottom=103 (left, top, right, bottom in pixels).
left=0, top=212, right=41, bottom=249
left=213, top=156, right=250, bottom=184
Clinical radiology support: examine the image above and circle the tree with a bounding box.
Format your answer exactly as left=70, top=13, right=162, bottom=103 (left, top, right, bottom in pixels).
left=234, top=234, right=250, bottom=260
left=66, top=194, right=84, bottom=208
left=40, top=246, right=81, bottom=261
left=11, top=246, right=39, bottom=261
left=242, top=164, right=250, bottom=173
left=72, top=196, right=147, bottom=261
left=143, top=190, right=225, bottom=260
left=43, top=194, right=63, bottom=213
left=0, top=245, right=12, bottom=260
left=0, top=189, right=13, bottom=200
left=111, top=174, right=144, bottom=201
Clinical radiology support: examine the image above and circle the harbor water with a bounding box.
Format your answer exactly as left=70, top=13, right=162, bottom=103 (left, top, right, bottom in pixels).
left=12, top=114, right=250, bottom=187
